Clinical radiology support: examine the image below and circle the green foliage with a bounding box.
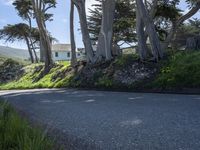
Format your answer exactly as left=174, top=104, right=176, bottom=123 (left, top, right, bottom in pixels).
left=152, top=51, right=200, bottom=89
left=95, top=76, right=114, bottom=88
left=114, top=54, right=138, bottom=68
left=0, top=101, right=53, bottom=150
left=88, top=0, right=136, bottom=44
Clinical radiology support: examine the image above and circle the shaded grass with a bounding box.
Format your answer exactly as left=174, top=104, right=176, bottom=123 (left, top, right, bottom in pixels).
left=0, top=100, right=53, bottom=150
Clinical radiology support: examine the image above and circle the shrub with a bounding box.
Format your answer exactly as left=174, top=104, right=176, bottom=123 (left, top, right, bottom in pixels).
left=153, top=51, right=200, bottom=89
left=95, top=76, right=113, bottom=88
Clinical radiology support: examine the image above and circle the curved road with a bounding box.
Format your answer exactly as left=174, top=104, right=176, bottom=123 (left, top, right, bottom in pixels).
left=0, top=89, right=200, bottom=150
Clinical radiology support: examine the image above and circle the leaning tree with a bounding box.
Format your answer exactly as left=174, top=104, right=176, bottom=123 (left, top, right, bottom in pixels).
left=72, top=0, right=117, bottom=63
left=0, top=23, right=39, bottom=63
left=13, top=0, right=39, bottom=62
left=72, top=0, right=95, bottom=63
left=135, top=0, right=200, bottom=61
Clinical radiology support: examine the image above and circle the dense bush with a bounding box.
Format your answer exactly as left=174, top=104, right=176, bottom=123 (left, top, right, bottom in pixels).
left=153, top=51, right=200, bottom=89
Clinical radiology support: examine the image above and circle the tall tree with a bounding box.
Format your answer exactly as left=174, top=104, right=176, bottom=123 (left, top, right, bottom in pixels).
left=95, top=0, right=116, bottom=61
left=70, top=0, right=77, bottom=67
left=88, top=0, right=136, bottom=47
left=161, top=0, right=200, bottom=50
left=31, top=0, right=56, bottom=72
left=72, top=0, right=94, bottom=63
left=13, top=0, right=39, bottom=63
left=136, top=0, right=200, bottom=61
left=136, top=0, right=163, bottom=61
left=0, top=23, right=39, bottom=63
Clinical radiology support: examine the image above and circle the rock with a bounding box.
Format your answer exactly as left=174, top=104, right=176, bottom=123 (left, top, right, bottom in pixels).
left=186, top=35, right=200, bottom=50
left=113, top=62, right=158, bottom=85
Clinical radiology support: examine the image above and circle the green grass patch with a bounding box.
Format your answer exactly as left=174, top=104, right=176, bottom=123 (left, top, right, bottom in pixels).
left=0, top=100, right=53, bottom=150
left=152, top=51, right=200, bottom=89
left=56, top=61, right=71, bottom=66
left=0, top=62, right=72, bottom=90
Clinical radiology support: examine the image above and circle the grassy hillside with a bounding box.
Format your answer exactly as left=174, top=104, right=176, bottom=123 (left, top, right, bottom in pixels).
left=0, top=51, right=200, bottom=91
left=0, top=45, right=39, bottom=61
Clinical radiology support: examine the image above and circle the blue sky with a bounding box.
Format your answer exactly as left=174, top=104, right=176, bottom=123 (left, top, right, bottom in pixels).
left=0, top=0, right=199, bottom=50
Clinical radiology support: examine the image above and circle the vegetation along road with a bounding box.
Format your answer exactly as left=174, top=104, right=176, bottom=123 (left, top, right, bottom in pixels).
left=0, top=89, right=200, bottom=150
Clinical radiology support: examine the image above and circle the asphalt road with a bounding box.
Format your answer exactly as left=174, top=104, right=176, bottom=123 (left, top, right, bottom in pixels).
left=0, top=89, right=200, bottom=150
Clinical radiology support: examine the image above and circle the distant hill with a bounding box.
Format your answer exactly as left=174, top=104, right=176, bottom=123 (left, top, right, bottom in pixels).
left=0, top=45, right=31, bottom=60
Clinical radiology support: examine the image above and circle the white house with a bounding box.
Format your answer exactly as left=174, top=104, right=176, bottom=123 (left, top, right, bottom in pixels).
left=52, top=44, right=84, bottom=61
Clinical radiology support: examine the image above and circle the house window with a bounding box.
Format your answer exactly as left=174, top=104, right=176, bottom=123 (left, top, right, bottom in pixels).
left=77, top=53, right=80, bottom=57
left=67, top=52, right=70, bottom=57
left=55, top=52, right=58, bottom=57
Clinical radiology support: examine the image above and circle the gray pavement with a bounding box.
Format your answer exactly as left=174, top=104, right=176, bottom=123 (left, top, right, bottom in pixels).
left=0, top=89, right=200, bottom=150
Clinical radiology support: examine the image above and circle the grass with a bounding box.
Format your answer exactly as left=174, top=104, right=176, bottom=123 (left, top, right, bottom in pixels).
left=0, top=55, right=31, bottom=66
left=152, top=51, right=200, bottom=89
left=0, top=61, right=72, bottom=90
left=56, top=61, right=71, bottom=66
left=0, top=100, right=53, bottom=150
left=1, top=51, right=200, bottom=90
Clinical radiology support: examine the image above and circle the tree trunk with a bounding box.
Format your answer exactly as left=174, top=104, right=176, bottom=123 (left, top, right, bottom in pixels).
left=70, top=1, right=77, bottom=67
left=136, top=6, right=148, bottom=60
left=112, top=43, right=122, bottom=57
left=32, top=47, right=39, bottom=63
left=162, top=2, right=200, bottom=51
left=95, top=0, right=116, bottom=61
left=25, top=37, right=34, bottom=63
left=73, top=0, right=94, bottom=63
left=39, top=38, right=45, bottom=62
left=136, top=0, right=163, bottom=61
left=28, top=17, right=38, bottom=63
left=31, top=0, right=53, bottom=72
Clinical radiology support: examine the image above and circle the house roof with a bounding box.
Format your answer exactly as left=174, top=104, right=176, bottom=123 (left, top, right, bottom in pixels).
left=52, top=44, right=71, bottom=52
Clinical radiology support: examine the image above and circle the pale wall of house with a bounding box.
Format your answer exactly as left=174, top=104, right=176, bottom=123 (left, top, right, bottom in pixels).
left=52, top=51, right=71, bottom=61
left=52, top=51, right=83, bottom=61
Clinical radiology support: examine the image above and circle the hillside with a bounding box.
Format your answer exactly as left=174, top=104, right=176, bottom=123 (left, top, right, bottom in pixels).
left=1, top=51, right=200, bottom=92
left=0, top=45, right=33, bottom=60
